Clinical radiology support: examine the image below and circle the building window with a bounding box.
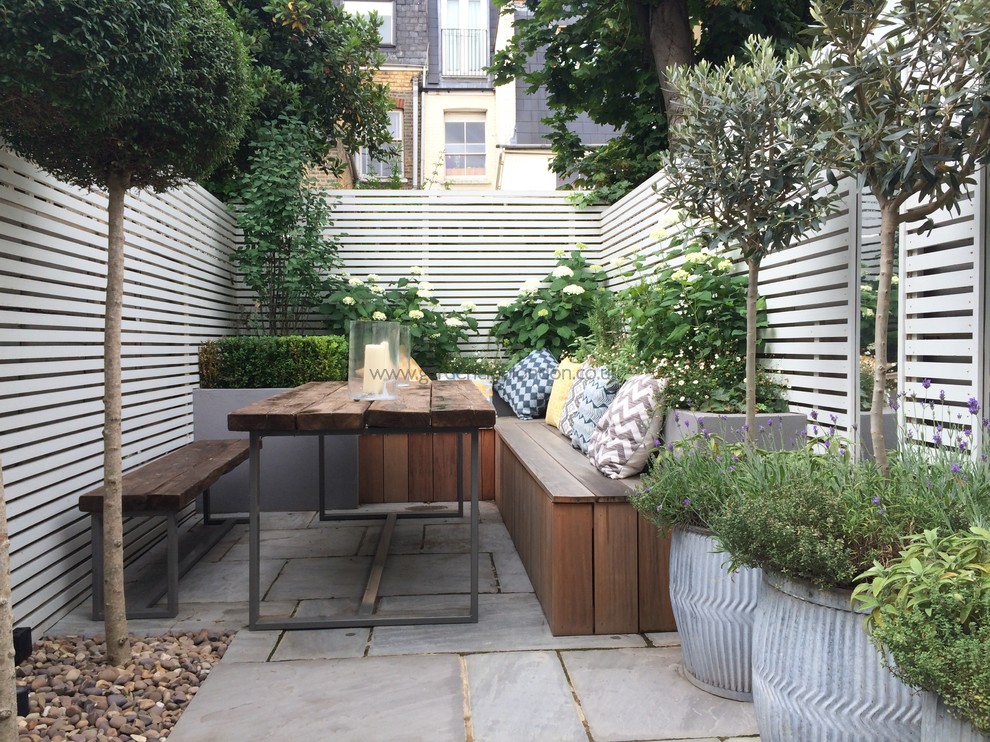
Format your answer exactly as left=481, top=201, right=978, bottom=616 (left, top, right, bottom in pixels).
left=360, top=110, right=403, bottom=180
left=342, top=0, right=395, bottom=45
left=445, top=115, right=485, bottom=177
left=440, top=0, right=487, bottom=75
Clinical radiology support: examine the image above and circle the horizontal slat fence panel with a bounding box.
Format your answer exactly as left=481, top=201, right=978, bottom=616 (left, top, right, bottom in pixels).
left=0, top=149, right=242, bottom=631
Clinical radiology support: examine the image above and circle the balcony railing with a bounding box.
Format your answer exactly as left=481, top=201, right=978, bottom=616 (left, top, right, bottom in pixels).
left=440, top=28, right=489, bottom=77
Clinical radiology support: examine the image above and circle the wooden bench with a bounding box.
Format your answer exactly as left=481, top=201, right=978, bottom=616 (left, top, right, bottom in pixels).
left=78, top=439, right=250, bottom=620
left=495, top=417, right=676, bottom=636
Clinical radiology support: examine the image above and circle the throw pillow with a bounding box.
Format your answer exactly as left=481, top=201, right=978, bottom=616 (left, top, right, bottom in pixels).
left=569, top=368, right=620, bottom=454
left=587, top=374, right=666, bottom=478
left=493, top=349, right=559, bottom=420
left=558, top=361, right=594, bottom=438
left=545, top=358, right=583, bottom=428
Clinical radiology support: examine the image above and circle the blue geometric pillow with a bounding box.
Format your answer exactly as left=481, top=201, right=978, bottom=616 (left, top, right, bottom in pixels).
left=569, top=369, right=621, bottom=453
left=494, top=349, right=559, bottom=420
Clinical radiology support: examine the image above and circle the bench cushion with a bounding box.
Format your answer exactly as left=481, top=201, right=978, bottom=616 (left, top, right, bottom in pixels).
left=587, top=374, right=665, bottom=478
left=545, top=358, right=582, bottom=428
left=569, top=370, right=620, bottom=454
left=494, top=349, right=558, bottom=420
left=78, top=439, right=250, bottom=513
left=557, top=361, right=593, bottom=438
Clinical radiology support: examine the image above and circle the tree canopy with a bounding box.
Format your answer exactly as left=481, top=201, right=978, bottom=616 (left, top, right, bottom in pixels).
left=490, top=0, right=812, bottom=202
left=211, top=0, right=396, bottom=193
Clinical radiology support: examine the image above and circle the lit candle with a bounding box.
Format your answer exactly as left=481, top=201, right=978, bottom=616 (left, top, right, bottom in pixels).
left=363, top=340, right=391, bottom=395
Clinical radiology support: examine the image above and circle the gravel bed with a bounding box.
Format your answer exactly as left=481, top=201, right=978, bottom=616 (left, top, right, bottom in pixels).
left=15, top=630, right=233, bottom=742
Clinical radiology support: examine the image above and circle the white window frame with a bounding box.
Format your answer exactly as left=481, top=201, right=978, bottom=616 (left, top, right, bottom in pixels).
left=444, top=112, right=486, bottom=178
left=359, top=110, right=403, bottom=180
left=343, top=0, right=395, bottom=45
left=440, top=0, right=488, bottom=76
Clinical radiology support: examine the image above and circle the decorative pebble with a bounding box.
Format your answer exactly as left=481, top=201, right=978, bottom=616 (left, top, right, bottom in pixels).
left=14, top=632, right=233, bottom=742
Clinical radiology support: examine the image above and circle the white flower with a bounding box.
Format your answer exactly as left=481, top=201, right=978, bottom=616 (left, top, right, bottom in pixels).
left=552, top=265, right=574, bottom=278
left=410, top=266, right=425, bottom=275
left=890, top=275, right=900, bottom=285
left=348, top=276, right=364, bottom=286
left=445, top=317, right=465, bottom=327
left=416, top=281, right=433, bottom=292
left=409, top=309, right=424, bottom=320
left=562, top=284, right=585, bottom=295
left=518, top=278, right=541, bottom=296
left=496, top=299, right=515, bottom=309
left=861, top=284, right=873, bottom=293
left=718, top=260, right=733, bottom=271
left=554, top=248, right=567, bottom=258
left=609, top=257, right=625, bottom=269
left=671, top=269, right=690, bottom=282
left=537, top=307, right=550, bottom=317
left=342, top=296, right=356, bottom=306
left=372, top=311, right=387, bottom=321
left=418, top=288, right=433, bottom=299
left=652, top=226, right=670, bottom=240
left=683, top=251, right=714, bottom=265
left=369, top=284, right=385, bottom=294
left=458, top=301, right=477, bottom=312
left=589, top=264, right=604, bottom=272
left=367, top=273, right=380, bottom=282
left=339, top=271, right=351, bottom=278
left=863, top=307, right=875, bottom=318
left=430, top=332, right=441, bottom=339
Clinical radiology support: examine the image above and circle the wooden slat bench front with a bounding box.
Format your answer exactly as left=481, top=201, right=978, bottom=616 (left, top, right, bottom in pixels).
left=495, top=417, right=676, bottom=636
left=79, top=439, right=250, bottom=620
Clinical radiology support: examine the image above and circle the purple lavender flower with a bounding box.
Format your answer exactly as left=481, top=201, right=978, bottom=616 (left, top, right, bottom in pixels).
left=697, top=416, right=705, bottom=429
left=940, top=389, right=946, bottom=401
left=830, top=414, right=838, bottom=423
left=810, top=410, right=819, bottom=421
left=951, top=463, right=963, bottom=473
left=654, top=439, right=662, bottom=448
left=667, top=442, right=675, bottom=453
left=767, top=418, right=774, bottom=427
left=682, top=498, right=691, bottom=507
left=968, top=397, right=981, bottom=415
left=981, top=454, right=989, bottom=462
left=823, top=439, right=831, bottom=449
left=922, top=378, right=932, bottom=389
left=656, top=505, right=664, bottom=512
left=839, top=447, right=847, bottom=456
left=872, top=496, right=881, bottom=504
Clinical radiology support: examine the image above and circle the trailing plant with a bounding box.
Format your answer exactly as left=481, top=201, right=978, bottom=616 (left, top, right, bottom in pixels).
left=233, top=111, right=341, bottom=335
left=319, top=269, right=479, bottom=372
left=661, top=354, right=787, bottom=414
left=852, top=528, right=990, bottom=734
left=199, top=335, right=348, bottom=388
left=491, top=248, right=607, bottom=361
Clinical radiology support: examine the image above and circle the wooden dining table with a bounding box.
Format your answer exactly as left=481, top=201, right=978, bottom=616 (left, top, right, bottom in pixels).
left=227, top=379, right=495, bottom=630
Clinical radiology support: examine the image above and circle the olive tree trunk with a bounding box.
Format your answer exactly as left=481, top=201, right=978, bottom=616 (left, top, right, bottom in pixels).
left=745, top=256, right=761, bottom=442
left=0, top=454, right=17, bottom=742
left=870, top=201, right=898, bottom=473
left=103, top=174, right=131, bottom=666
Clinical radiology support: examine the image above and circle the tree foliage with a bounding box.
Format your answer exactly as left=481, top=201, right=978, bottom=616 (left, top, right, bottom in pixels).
left=0, top=0, right=251, bottom=669
left=489, top=0, right=812, bottom=202
left=809, top=0, right=990, bottom=468
left=659, top=37, right=840, bottom=436
left=211, top=0, right=396, bottom=192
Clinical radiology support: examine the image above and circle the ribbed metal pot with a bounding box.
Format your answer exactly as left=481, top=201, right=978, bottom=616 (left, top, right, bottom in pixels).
left=753, top=571, right=922, bottom=742
left=922, top=692, right=990, bottom=742
left=669, top=526, right=760, bottom=701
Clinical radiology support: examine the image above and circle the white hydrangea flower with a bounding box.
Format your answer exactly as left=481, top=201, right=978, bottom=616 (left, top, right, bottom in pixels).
left=890, top=275, right=900, bottom=285
left=409, top=309, right=425, bottom=320
left=367, top=273, right=380, bottom=282
left=410, top=266, right=425, bottom=275
left=671, top=269, right=690, bottom=282
left=554, top=248, right=567, bottom=258
left=518, top=278, right=541, bottom=296
left=609, top=257, right=625, bottom=269
left=562, top=284, right=585, bottom=295
left=416, top=281, right=433, bottom=291
left=458, top=301, right=477, bottom=312
left=348, top=276, right=364, bottom=286
left=372, top=311, right=387, bottom=321
left=418, top=288, right=433, bottom=299
left=652, top=226, right=670, bottom=240
left=445, top=317, right=465, bottom=327
left=496, top=299, right=515, bottom=309
left=537, top=307, right=550, bottom=317
left=861, top=284, right=873, bottom=293
left=718, top=259, right=733, bottom=271
left=342, top=296, right=356, bottom=306
left=369, top=284, right=385, bottom=294
left=589, top=263, right=604, bottom=272
left=339, top=271, right=351, bottom=279
left=552, top=265, right=574, bottom=278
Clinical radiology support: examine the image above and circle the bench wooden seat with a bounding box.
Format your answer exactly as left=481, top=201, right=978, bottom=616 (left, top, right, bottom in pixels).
left=495, top=417, right=675, bottom=636
left=79, top=439, right=250, bottom=620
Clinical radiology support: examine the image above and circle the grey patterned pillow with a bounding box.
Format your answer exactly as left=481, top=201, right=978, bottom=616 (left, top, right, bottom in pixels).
left=557, top=362, right=594, bottom=438
left=587, top=374, right=666, bottom=478
left=493, top=349, right=559, bottom=420
left=569, top=369, right=620, bottom=454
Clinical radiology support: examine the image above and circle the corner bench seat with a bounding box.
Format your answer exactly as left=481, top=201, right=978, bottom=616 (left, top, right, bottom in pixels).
left=79, top=439, right=250, bottom=619
left=495, top=417, right=675, bottom=636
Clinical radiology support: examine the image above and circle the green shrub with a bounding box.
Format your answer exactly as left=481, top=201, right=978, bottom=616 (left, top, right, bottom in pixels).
left=199, top=335, right=347, bottom=388
left=853, top=528, right=990, bottom=734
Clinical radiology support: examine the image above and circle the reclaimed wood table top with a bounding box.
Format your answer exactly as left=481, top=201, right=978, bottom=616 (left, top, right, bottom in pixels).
left=227, top=380, right=496, bottom=433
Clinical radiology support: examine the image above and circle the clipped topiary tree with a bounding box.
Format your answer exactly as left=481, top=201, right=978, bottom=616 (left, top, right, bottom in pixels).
left=810, top=0, right=990, bottom=470
left=0, top=0, right=251, bottom=669
left=658, top=36, right=840, bottom=439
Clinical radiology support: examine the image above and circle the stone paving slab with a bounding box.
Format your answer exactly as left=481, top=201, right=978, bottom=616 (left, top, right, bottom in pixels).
left=269, top=626, right=370, bottom=661
left=167, top=654, right=466, bottom=742
left=562, top=647, right=759, bottom=742
left=264, top=555, right=372, bottom=601
left=379, top=552, right=499, bottom=595
left=178, top=558, right=284, bottom=604
left=369, top=593, right=646, bottom=656
left=466, top=651, right=587, bottom=742
left=224, top=526, right=366, bottom=560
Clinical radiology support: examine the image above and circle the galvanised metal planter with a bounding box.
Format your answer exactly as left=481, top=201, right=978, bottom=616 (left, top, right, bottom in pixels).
left=753, top=571, right=921, bottom=742
left=669, top=526, right=760, bottom=701
left=922, top=692, right=990, bottom=742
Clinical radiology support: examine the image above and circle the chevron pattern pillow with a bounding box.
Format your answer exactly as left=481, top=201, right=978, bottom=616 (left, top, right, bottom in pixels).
left=587, top=374, right=666, bottom=478
left=557, top=362, right=594, bottom=438
left=493, top=349, right=559, bottom=420
left=569, top=369, right=621, bottom=454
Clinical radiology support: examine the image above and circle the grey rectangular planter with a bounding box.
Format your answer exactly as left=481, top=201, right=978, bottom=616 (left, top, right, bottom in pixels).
left=193, top=388, right=358, bottom=513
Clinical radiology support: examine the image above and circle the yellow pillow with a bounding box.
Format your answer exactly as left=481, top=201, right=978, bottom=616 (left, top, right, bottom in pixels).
left=545, top=358, right=583, bottom=428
